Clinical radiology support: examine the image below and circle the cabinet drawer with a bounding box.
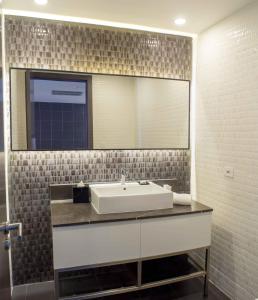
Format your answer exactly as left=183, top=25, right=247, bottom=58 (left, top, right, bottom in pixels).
left=53, top=221, right=140, bottom=269
left=141, top=213, right=212, bottom=258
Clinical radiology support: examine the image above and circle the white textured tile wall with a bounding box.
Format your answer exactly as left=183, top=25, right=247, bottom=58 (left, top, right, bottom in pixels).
left=196, top=2, right=258, bottom=299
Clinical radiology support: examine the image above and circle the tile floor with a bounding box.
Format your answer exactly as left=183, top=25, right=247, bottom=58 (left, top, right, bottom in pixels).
left=12, top=279, right=229, bottom=300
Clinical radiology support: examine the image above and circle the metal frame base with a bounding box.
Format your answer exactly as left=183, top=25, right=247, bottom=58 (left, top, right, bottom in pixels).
left=54, top=246, right=210, bottom=300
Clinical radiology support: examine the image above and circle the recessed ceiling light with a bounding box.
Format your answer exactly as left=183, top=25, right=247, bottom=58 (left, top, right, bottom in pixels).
left=34, top=0, right=48, bottom=5
left=174, top=18, right=186, bottom=26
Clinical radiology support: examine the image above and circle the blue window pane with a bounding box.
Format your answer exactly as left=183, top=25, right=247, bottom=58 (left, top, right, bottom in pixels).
left=29, top=78, right=88, bottom=150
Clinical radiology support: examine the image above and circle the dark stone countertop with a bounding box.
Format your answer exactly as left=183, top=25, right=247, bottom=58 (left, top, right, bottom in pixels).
left=51, top=201, right=213, bottom=228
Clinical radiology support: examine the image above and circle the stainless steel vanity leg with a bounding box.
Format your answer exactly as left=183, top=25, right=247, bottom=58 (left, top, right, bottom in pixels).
left=137, top=260, right=142, bottom=287
left=204, top=247, right=210, bottom=297
left=54, top=270, right=60, bottom=300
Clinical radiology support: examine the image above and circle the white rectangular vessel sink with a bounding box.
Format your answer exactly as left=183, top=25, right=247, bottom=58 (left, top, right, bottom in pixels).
left=90, top=182, right=173, bottom=214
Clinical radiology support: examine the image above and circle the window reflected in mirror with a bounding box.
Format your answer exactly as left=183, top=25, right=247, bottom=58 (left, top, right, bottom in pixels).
left=0, top=76, right=3, bottom=151
left=11, top=70, right=92, bottom=150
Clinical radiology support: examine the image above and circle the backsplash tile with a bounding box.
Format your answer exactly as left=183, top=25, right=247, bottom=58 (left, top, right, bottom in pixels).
left=9, top=150, right=190, bottom=284
left=5, top=16, right=192, bottom=285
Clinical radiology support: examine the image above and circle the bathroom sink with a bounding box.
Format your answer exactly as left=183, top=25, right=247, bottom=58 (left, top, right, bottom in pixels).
left=90, top=182, right=173, bottom=214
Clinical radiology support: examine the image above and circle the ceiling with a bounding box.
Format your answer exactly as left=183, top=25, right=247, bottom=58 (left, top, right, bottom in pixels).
left=1, top=0, right=256, bottom=34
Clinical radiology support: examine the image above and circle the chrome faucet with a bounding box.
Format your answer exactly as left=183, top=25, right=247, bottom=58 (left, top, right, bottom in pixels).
left=121, top=168, right=128, bottom=186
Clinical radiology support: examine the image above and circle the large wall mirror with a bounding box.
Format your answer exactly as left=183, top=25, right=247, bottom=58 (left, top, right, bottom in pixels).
left=10, top=68, right=190, bottom=150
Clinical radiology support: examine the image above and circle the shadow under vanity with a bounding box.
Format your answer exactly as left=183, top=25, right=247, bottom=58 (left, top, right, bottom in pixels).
left=50, top=182, right=213, bottom=300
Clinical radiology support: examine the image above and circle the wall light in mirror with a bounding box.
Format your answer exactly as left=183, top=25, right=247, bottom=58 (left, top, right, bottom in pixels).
left=34, top=0, right=48, bottom=5
left=174, top=18, right=186, bottom=26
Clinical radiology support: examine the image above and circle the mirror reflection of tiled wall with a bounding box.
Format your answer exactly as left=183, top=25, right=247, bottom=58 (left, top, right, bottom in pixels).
left=5, top=16, right=192, bottom=284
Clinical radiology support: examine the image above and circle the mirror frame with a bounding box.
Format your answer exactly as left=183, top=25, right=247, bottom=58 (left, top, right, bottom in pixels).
left=10, top=68, right=191, bottom=151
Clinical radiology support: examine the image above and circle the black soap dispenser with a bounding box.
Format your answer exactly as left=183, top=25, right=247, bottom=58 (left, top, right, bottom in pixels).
left=73, top=181, right=90, bottom=203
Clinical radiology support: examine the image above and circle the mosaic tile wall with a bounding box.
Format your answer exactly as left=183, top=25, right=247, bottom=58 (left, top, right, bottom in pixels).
left=6, top=16, right=192, bottom=79
left=5, top=16, right=192, bottom=285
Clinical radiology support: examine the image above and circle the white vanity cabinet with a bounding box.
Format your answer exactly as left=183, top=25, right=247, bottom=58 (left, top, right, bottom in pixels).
left=52, top=204, right=213, bottom=300
left=52, top=212, right=212, bottom=270
left=140, top=213, right=211, bottom=258
left=53, top=220, right=140, bottom=269
left=51, top=176, right=213, bottom=300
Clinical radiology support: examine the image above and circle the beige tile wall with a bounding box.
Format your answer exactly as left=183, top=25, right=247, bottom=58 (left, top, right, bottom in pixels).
left=196, top=2, right=258, bottom=299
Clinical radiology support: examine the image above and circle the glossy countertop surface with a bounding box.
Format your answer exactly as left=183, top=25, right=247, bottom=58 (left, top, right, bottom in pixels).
left=51, top=201, right=213, bottom=228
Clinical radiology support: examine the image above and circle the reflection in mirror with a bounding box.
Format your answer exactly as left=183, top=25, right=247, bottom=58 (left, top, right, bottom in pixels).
left=11, top=69, right=190, bottom=150
left=0, top=75, right=3, bottom=151
left=11, top=70, right=92, bottom=150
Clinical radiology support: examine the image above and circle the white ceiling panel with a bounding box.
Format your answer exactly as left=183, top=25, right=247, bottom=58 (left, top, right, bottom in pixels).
left=2, top=0, right=256, bottom=33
